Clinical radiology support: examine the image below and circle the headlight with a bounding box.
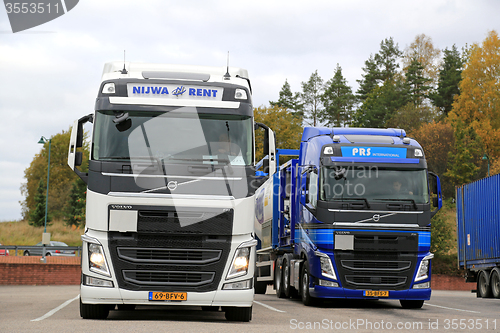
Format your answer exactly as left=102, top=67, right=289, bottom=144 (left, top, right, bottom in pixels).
left=415, top=254, right=433, bottom=282
left=227, top=247, right=251, bottom=280
left=85, top=239, right=111, bottom=277
left=234, top=88, right=247, bottom=100
left=315, top=251, right=337, bottom=280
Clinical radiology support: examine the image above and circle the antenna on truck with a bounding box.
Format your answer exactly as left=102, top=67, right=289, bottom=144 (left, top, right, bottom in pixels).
left=223, top=51, right=231, bottom=80
left=121, top=50, right=128, bottom=74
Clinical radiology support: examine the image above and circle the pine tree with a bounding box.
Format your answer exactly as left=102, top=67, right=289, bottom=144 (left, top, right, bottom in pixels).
left=28, top=179, right=52, bottom=227
left=356, top=55, right=379, bottom=101
left=270, top=79, right=303, bottom=118
left=321, top=64, right=356, bottom=127
left=430, top=45, right=463, bottom=115
left=405, top=57, right=432, bottom=105
left=64, top=179, right=87, bottom=227
left=374, top=37, right=402, bottom=82
left=300, top=70, right=324, bottom=126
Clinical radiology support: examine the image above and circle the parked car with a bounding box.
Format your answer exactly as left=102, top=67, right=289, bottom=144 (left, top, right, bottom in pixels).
left=0, top=243, right=9, bottom=256
left=23, top=241, right=75, bottom=256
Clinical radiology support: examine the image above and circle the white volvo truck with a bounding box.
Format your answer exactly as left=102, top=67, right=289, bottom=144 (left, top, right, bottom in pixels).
left=68, top=61, right=276, bottom=321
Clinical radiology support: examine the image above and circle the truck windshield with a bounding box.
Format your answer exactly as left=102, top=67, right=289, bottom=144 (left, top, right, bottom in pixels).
left=319, top=166, right=429, bottom=204
left=92, top=108, right=253, bottom=166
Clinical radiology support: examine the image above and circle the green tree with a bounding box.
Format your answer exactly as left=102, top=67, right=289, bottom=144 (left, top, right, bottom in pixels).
left=28, top=179, right=52, bottom=227
left=445, top=119, right=483, bottom=185
left=356, top=55, right=379, bottom=102
left=300, top=70, right=324, bottom=126
left=20, top=129, right=89, bottom=220
left=430, top=45, right=463, bottom=115
left=270, top=79, right=303, bottom=118
left=321, top=64, right=356, bottom=127
left=355, top=37, right=405, bottom=127
left=405, top=57, right=432, bottom=105
left=374, top=37, right=402, bottom=82
left=64, top=178, right=87, bottom=227
left=386, top=103, right=437, bottom=134
left=254, top=106, right=303, bottom=162
left=353, top=78, right=408, bottom=128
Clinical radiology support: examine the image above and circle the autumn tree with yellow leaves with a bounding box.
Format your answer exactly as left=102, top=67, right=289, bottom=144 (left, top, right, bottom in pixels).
left=254, top=106, right=303, bottom=163
left=448, top=30, right=500, bottom=181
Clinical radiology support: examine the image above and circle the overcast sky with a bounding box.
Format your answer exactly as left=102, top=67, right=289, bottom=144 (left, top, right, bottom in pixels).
left=0, top=0, right=499, bottom=221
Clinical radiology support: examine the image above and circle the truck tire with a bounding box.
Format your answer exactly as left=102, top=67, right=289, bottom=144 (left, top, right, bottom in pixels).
left=117, top=304, right=136, bottom=311
left=490, top=268, right=500, bottom=299
left=224, top=306, right=252, bottom=322
left=478, top=270, right=492, bottom=298
left=275, top=257, right=286, bottom=298
left=283, top=255, right=292, bottom=298
left=80, top=298, right=110, bottom=319
left=400, top=300, right=424, bottom=309
left=254, top=279, right=267, bottom=295
left=300, top=261, right=315, bottom=306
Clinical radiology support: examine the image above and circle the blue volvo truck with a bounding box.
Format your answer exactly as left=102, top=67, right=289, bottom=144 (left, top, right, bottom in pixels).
left=254, top=127, right=442, bottom=308
left=457, top=174, right=500, bottom=298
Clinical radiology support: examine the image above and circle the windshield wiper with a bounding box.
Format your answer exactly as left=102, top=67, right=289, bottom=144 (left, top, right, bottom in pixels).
left=329, top=198, right=370, bottom=209
left=374, top=198, right=418, bottom=210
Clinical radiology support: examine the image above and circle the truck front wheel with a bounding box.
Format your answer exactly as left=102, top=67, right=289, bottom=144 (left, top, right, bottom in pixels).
left=80, top=298, right=110, bottom=319
left=224, top=306, right=252, bottom=322
left=300, top=261, right=315, bottom=306
left=400, top=300, right=424, bottom=309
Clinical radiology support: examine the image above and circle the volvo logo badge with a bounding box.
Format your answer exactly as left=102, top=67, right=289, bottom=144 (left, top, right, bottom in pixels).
left=167, top=181, right=178, bottom=191
left=372, top=214, right=380, bottom=222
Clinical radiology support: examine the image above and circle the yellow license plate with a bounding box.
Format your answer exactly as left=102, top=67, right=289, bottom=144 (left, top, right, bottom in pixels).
left=364, top=290, right=389, bottom=297
left=148, top=292, right=187, bottom=301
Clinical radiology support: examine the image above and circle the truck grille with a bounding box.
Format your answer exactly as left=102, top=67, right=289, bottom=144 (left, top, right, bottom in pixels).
left=334, top=231, right=418, bottom=290
left=123, top=270, right=215, bottom=286
left=108, top=206, right=233, bottom=292
left=117, top=248, right=222, bottom=264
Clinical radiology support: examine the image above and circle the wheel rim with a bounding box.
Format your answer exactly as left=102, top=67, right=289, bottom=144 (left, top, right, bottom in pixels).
left=275, top=263, right=281, bottom=291
left=302, top=269, right=308, bottom=299
left=479, top=272, right=488, bottom=295
left=284, top=262, right=289, bottom=289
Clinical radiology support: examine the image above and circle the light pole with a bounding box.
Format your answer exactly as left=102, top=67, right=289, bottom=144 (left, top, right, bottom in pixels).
left=38, top=136, right=51, bottom=262
left=483, top=154, right=490, bottom=177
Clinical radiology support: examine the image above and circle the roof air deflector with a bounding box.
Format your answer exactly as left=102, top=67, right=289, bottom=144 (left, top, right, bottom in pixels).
left=142, top=71, right=210, bottom=81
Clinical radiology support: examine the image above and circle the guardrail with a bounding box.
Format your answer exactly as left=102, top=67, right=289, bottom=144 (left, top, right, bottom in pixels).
left=0, top=245, right=82, bottom=257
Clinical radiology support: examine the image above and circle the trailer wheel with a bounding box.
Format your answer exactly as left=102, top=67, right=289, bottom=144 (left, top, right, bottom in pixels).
left=80, top=298, right=110, bottom=319
left=490, top=268, right=500, bottom=299
left=478, top=270, right=492, bottom=298
left=275, top=257, right=286, bottom=298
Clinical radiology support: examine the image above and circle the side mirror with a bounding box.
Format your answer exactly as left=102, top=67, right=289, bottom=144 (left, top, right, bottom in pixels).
left=75, top=151, right=83, bottom=167
left=428, top=171, right=442, bottom=218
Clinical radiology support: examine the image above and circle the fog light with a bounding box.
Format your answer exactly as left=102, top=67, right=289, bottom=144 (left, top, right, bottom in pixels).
left=85, top=275, right=114, bottom=288
left=413, top=282, right=430, bottom=289
left=223, top=278, right=253, bottom=290
left=319, top=279, right=339, bottom=287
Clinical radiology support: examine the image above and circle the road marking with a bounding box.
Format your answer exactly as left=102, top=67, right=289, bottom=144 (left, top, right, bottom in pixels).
left=425, top=303, right=480, bottom=314
left=253, top=300, right=286, bottom=313
left=31, top=294, right=80, bottom=322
